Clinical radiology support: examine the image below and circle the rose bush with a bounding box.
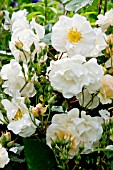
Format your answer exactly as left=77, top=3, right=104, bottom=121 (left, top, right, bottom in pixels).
left=0, top=0, right=113, bottom=170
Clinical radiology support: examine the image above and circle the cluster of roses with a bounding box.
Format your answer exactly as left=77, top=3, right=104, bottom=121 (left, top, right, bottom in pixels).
left=0, top=8, right=113, bottom=168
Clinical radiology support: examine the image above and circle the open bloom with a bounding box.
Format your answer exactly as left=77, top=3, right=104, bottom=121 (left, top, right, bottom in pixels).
left=98, top=74, right=113, bottom=104
left=47, top=56, right=89, bottom=98
left=47, top=56, right=103, bottom=98
left=51, top=14, right=96, bottom=57
left=9, top=18, right=45, bottom=62
left=1, top=97, right=40, bottom=137
left=68, top=109, right=103, bottom=153
left=96, top=9, right=113, bottom=32
left=0, top=59, right=36, bottom=98
left=46, top=108, right=103, bottom=158
left=0, top=144, right=9, bottom=168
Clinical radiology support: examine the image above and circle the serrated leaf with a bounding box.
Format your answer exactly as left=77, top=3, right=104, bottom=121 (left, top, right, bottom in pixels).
left=65, top=0, right=94, bottom=12
left=23, top=138, right=56, bottom=170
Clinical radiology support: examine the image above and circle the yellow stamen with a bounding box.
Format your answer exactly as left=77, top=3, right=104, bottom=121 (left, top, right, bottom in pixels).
left=14, top=109, right=23, bottom=120
left=68, top=27, right=82, bottom=43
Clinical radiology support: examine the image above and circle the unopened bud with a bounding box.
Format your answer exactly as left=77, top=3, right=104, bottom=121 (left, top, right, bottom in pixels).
left=15, top=41, right=23, bottom=50
left=0, top=11, right=3, bottom=18
left=7, top=140, right=14, bottom=148
left=4, top=132, right=11, bottom=142
left=25, top=97, right=31, bottom=108
left=106, top=46, right=110, bottom=55
left=0, top=133, right=6, bottom=144
left=108, top=67, right=113, bottom=75
left=32, top=103, right=44, bottom=117
left=48, top=95, right=57, bottom=106
left=107, top=34, right=113, bottom=45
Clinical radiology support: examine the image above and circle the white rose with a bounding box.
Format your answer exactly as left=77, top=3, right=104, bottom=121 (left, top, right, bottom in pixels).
left=51, top=14, right=96, bottom=57
left=68, top=108, right=103, bottom=153
left=46, top=113, right=81, bottom=159
left=9, top=29, right=40, bottom=62
left=47, top=57, right=103, bottom=98
left=46, top=108, right=103, bottom=158
left=0, top=144, right=9, bottom=168
left=0, top=59, right=36, bottom=98
left=96, top=9, right=113, bottom=32
left=47, top=56, right=89, bottom=98
left=98, top=74, right=113, bottom=104
left=1, top=98, right=40, bottom=137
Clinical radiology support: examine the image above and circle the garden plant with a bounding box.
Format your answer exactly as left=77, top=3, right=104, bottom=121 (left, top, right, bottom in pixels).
left=1, top=0, right=113, bottom=169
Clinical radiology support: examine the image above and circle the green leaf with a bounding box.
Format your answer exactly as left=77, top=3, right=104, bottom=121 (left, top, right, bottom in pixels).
left=23, top=138, right=56, bottom=170
left=27, top=12, right=41, bottom=20
left=10, top=154, right=25, bottom=163
left=65, top=0, right=94, bottom=12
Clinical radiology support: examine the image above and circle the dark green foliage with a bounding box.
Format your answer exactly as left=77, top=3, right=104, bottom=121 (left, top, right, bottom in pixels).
left=23, top=138, right=57, bottom=170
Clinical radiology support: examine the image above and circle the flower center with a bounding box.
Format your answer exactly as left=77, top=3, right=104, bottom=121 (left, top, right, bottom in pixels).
left=14, top=109, right=23, bottom=120
left=68, top=27, right=82, bottom=43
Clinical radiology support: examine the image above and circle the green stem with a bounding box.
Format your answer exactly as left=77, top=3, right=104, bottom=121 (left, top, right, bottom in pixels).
left=20, top=81, right=28, bottom=93
left=85, top=92, right=98, bottom=110
left=81, top=88, right=84, bottom=108
left=47, top=51, right=57, bottom=61
left=0, top=119, right=7, bottom=124
left=104, top=0, right=107, bottom=14
left=110, top=48, right=113, bottom=68
left=98, top=0, right=103, bottom=15
left=22, top=49, right=27, bottom=62
left=45, top=107, right=50, bottom=125
left=29, top=112, right=39, bottom=128
left=44, top=0, right=48, bottom=25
